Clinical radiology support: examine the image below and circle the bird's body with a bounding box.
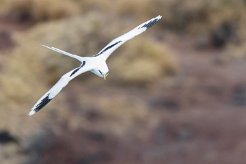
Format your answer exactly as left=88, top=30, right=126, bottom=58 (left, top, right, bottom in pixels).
left=29, top=15, right=162, bottom=116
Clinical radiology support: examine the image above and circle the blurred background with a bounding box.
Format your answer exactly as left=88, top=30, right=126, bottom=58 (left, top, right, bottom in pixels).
left=0, top=0, right=246, bottom=163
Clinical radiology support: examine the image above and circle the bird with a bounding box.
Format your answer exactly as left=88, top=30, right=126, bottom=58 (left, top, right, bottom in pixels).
left=29, top=15, right=162, bottom=116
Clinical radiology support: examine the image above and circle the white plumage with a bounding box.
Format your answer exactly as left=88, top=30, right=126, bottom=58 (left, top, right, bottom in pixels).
left=29, top=15, right=162, bottom=116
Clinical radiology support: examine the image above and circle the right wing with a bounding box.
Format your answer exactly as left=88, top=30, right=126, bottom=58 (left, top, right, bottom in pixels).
left=95, top=15, right=162, bottom=60
left=42, top=45, right=83, bottom=61
left=29, top=60, right=89, bottom=116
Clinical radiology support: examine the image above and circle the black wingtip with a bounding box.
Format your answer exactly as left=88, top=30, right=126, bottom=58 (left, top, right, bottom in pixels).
left=141, top=15, right=162, bottom=29
left=33, top=95, right=52, bottom=113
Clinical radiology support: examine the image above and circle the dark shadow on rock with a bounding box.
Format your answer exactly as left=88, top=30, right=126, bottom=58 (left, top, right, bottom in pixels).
left=0, top=130, right=19, bottom=145
left=210, top=22, right=237, bottom=48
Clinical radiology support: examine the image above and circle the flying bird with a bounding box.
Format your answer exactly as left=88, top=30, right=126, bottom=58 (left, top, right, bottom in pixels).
left=29, top=15, right=162, bottom=116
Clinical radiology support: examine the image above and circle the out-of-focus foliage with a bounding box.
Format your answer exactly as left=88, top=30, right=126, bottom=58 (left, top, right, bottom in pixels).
left=110, top=38, right=177, bottom=85
left=0, top=0, right=80, bottom=22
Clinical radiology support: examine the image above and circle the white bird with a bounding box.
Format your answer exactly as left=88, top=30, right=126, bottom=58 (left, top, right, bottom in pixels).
left=29, top=15, right=162, bottom=116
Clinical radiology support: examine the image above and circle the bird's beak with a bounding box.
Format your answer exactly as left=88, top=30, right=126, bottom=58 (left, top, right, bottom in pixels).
left=103, top=74, right=106, bottom=80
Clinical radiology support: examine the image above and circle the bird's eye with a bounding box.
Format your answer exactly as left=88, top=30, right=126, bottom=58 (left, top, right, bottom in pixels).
left=99, top=70, right=102, bottom=75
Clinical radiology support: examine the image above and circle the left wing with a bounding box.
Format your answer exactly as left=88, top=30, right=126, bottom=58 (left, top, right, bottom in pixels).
left=29, top=60, right=90, bottom=116
left=95, top=15, right=162, bottom=60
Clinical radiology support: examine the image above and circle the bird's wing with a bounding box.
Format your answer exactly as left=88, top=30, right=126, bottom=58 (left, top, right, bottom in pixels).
left=95, top=15, right=162, bottom=60
left=29, top=60, right=90, bottom=116
left=42, top=45, right=83, bottom=61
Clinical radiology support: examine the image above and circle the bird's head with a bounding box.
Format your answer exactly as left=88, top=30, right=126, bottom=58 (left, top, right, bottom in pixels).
left=99, top=69, right=109, bottom=80
left=98, top=63, right=109, bottom=80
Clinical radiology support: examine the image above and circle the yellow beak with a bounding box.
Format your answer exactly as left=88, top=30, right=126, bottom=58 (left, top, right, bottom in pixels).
left=103, top=74, right=106, bottom=80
